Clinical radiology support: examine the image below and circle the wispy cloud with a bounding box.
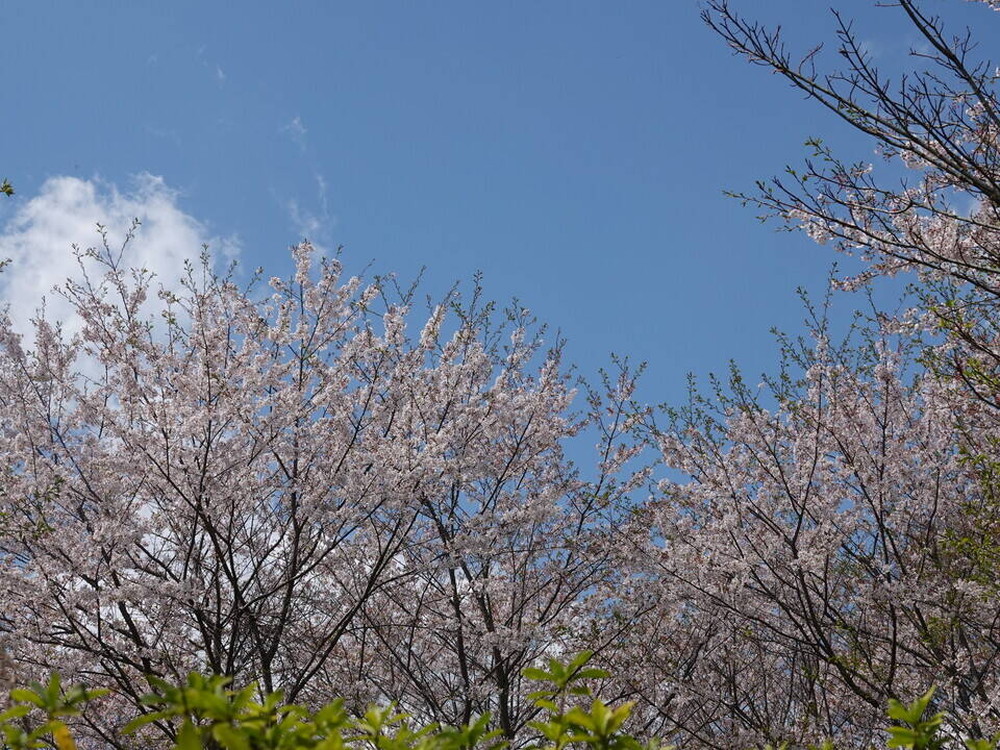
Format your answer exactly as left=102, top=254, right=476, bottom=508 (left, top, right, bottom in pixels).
left=287, top=172, right=335, bottom=245
left=144, top=124, right=182, bottom=147
left=0, top=174, right=239, bottom=337
left=277, top=116, right=335, bottom=245
left=287, top=198, right=325, bottom=239
left=315, top=173, right=329, bottom=218
left=195, top=45, right=227, bottom=88
left=856, top=38, right=882, bottom=60
left=281, top=116, right=308, bottom=151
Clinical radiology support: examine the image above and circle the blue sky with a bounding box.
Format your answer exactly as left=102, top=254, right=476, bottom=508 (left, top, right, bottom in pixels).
left=2, top=1, right=996, bottom=405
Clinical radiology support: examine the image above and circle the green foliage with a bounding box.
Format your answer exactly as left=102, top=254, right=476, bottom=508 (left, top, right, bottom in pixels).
left=0, top=655, right=647, bottom=750
left=0, top=179, right=11, bottom=197
left=881, top=688, right=1000, bottom=750
left=1, top=659, right=999, bottom=750
left=523, top=651, right=610, bottom=706
left=885, top=689, right=947, bottom=750
left=0, top=673, right=107, bottom=750
left=523, top=652, right=665, bottom=750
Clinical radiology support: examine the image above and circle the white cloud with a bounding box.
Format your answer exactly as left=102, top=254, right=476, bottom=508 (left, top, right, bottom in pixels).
left=0, top=174, right=239, bottom=337
left=284, top=116, right=307, bottom=138
left=316, top=173, right=329, bottom=216
left=857, top=38, right=882, bottom=60
left=194, top=45, right=226, bottom=88
left=281, top=116, right=308, bottom=151
left=285, top=172, right=335, bottom=247
left=287, top=198, right=324, bottom=240
left=276, top=116, right=335, bottom=247
left=144, top=124, right=182, bottom=146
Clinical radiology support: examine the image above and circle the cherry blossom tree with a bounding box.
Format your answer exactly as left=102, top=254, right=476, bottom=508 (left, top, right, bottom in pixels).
left=594, top=1, right=1000, bottom=746
left=0, top=239, right=645, bottom=746
left=703, top=0, right=1000, bottom=395
left=610, top=318, right=1000, bottom=747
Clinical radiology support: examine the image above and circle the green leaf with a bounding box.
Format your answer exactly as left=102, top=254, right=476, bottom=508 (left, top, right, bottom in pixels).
left=9, top=688, right=45, bottom=708
left=521, top=668, right=552, bottom=682
left=175, top=720, right=202, bottom=750
left=211, top=722, right=251, bottom=750
left=0, top=704, right=31, bottom=722
left=123, top=709, right=179, bottom=734
left=887, top=726, right=920, bottom=748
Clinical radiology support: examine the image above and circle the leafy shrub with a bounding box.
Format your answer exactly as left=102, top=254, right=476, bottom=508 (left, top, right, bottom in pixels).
left=0, top=654, right=663, bottom=750
left=0, top=656, right=995, bottom=749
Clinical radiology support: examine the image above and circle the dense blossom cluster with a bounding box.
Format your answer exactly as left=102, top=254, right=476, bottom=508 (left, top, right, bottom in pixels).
left=606, top=0, right=1000, bottom=745
left=611, top=332, right=1000, bottom=746
left=0, top=243, right=644, bottom=745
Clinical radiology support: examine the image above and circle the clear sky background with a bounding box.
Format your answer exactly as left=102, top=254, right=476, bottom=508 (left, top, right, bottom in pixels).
left=2, top=1, right=996, bottom=406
